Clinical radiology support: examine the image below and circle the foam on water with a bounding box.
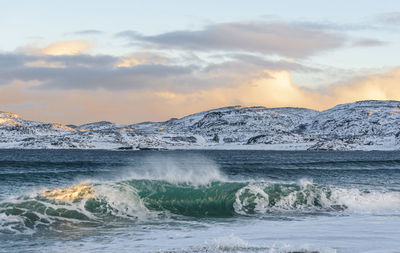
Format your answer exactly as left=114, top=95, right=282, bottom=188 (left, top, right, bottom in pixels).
left=234, top=180, right=400, bottom=215
left=331, top=188, right=400, bottom=213
left=154, top=234, right=338, bottom=253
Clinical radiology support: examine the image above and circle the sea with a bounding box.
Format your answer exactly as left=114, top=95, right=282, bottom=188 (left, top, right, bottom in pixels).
left=1, top=149, right=400, bottom=253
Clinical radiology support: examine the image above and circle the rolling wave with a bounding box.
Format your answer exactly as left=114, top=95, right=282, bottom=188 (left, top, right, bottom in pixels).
left=1, top=178, right=400, bottom=234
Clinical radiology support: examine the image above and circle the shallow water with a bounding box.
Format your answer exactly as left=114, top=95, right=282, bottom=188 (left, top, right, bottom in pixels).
left=1, top=149, right=400, bottom=252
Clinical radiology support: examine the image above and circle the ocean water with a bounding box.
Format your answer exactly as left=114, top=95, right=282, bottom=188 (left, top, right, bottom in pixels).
left=1, top=150, right=400, bottom=253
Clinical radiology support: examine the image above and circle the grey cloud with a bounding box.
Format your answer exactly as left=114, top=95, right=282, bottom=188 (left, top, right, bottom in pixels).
left=377, top=12, right=400, bottom=24
left=202, top=54, right=319, bottom=77
left=120, top=51, right=172, bottom=65
left=0, top=53, right=28, bottom=68
left=70, top=29, right=103, bottom=35
left=117, top=22, right=347, bottom=58
left=230, top=54, right=320, bottom=72
left=116, top=30, right=141, bottom=38
left=0, top=53, right=118, bottom=69
left=36, top=64, right=195, bottom=90
left=352, top=38, right=387, bottom=47
left=0, top=53, right=199, bottom=91
left=48, top=54, right=118, bottom=67
left=293, top=21, right=371, bottom=31
left=0, top=64, right=195, bottom=91
left=0, top=51, right=318, bottom=93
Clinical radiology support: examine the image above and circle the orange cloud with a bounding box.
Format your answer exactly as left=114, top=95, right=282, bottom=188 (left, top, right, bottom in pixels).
left=139, top=67, right=400, bottom=118
left=39, top=40, right=93, bottom=56
left=1, top=68, right=400, bottom=124
left=116, top=52, right=169, bottom=67
left=186, top=68, right=400, bottom=110
left=19, top=40, right=93, bottom=56
left=16, top=40, right=93, bottom=68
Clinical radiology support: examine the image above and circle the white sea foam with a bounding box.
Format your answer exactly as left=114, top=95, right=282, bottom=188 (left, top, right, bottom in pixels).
left=331, top=188, right=400, bottom=213
left=234, top=179, right=400, bottom=214
left=0, top=212, right=34, bottom=235
left=208, top=234, right=250, bottom=251
left=157, top=235, right=338, bottom=253
left=268, top=243, right=337, bottom=253
left=234, top=184, right=270, bottom=215
left=94, top=182, right=151, bottom=219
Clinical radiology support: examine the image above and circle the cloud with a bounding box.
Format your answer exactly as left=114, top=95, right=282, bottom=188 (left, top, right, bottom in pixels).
left=0, top=53, right=118, bottom=70
left=116, top=52, right=170, bottom=67
left=293, top=20, right=370, bottom=31
left=117, top=21, right=347, bottom=58
left=117, top=30, right=141, bottom=38
left=1, top=34, right=399, bottom=125
left=0, top=52, right=316, bottom=92
left=70, top=30, right=103, bottom=35
left=17, top=40, right=93, bottom=56
left=0, top=63, right=195, bottom=91
left=2, top=66, right=400, bottom=125
left=208, top=54, right=320, bottom=72
left=352, top=38, right=387, bottom=47
left=142, top=67, right=400, bottom=117
left=377, top=12, right=400, bottom=24
left=40, top=40, right=93, bottom=56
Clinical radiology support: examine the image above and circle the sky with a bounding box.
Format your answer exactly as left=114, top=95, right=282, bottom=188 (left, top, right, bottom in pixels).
left=1, top=0, right=400, bottom=124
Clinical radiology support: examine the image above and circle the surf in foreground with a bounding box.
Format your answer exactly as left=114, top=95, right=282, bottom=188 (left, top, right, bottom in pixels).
left=2, top=150, right=400, bottom=252
left=2, top=177, right=400, bottom=234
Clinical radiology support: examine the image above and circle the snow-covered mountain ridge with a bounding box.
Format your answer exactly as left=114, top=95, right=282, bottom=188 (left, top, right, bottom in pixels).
left=1, top=100, right=400, bottom=150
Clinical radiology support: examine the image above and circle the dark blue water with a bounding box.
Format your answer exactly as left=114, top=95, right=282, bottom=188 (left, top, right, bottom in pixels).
left=1, top=150, right=400, bottom=252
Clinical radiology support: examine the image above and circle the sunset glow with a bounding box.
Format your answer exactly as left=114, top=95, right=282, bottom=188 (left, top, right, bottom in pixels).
left=1, top=1, right=400, bottom=124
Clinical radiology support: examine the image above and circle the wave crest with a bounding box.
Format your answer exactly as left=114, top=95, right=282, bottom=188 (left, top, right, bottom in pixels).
left=1, top=179, right=400, bottom=234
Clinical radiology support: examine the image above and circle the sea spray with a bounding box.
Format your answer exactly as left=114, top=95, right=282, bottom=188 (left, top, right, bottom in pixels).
left=119, top=154, right=227, bottom=185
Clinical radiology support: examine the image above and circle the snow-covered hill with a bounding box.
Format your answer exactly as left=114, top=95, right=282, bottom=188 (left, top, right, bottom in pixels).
left=1, top=100, right=400, bottom=150
left=304, top=100, right=400, bottom=150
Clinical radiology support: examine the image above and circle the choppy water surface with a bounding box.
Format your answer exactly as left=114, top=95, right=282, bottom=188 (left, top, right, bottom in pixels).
left=1, top=150, right=400, bottom=253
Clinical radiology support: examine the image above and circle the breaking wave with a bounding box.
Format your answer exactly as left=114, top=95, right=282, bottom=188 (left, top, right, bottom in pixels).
left=1, top=177, right=400, bottom=234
